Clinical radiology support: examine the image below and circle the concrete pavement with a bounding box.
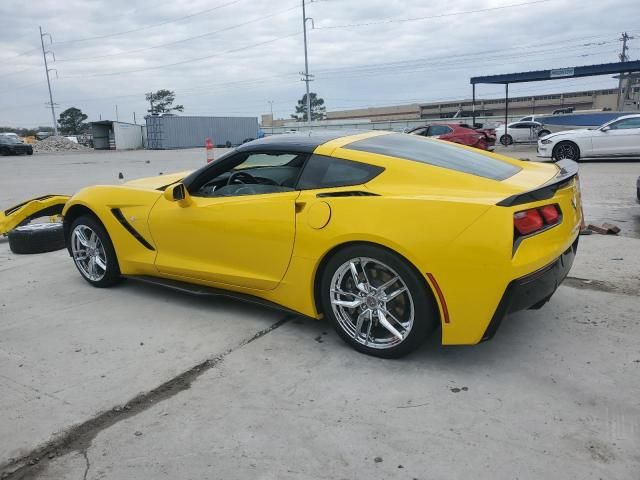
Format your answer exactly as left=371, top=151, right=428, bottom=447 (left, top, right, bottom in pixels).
left=1, top=148, right=639, bottom=479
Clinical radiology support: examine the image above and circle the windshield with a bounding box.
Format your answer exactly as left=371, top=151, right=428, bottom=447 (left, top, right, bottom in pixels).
left=0, top=136, right=20, bottom=144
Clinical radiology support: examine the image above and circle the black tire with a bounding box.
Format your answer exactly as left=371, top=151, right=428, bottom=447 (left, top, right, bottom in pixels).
left=8, top=223, right=65, bottom=254
left=500, top=134, right=513, bottom=146
left=27, top=150, right=33, bottom=155
left=0, top=148, right=9, bottom=156
left=552, top=141, right=580, bottom=161
left=538, top=130, right=551, bottom=138
left=320, top=244, right=439, bottom=358
left=69, top=215, right=121, bottom=287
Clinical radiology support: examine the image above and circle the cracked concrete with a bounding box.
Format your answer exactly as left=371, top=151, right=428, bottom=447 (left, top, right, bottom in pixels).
left=1, top=148, right=639, bottom=479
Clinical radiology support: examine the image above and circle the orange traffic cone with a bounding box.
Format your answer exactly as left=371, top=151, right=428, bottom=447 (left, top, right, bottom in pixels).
left=205, top=137, right=214, bottom=163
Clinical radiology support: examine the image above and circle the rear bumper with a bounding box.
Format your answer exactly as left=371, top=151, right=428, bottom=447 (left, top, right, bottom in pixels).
left=482, top=236, right=578, bottom=341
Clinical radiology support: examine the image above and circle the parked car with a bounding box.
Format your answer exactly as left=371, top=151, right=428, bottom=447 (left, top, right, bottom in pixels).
left=498, top=121, right=551, bottom=145
left=0, top=135, right=33, bottom=156
left=537, top=114, right=640, bottom=161
left=0, top=132, right=21, bottom=142
left=61, top=131, right=581, bottom=358
left=406, top=123, right=496, bottom=151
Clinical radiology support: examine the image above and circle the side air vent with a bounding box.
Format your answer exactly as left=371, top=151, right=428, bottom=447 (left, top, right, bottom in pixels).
left=316, top=191, right=379, bottom=198
left=111, top=208, right=155, bottom=251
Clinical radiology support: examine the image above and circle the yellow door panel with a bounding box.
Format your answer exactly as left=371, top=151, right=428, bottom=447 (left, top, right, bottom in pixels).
left=148, top=191, right=299, bottom=290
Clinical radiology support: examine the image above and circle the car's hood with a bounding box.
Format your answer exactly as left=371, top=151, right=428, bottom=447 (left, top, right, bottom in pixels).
left=543, top=128, right=593, bottom=140
left=123, top=170, right=192, bottom=190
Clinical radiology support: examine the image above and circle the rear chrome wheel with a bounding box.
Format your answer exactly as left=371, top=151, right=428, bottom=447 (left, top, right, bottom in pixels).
left=321, top=244, right=438, bottom=358
left=330, top=257, right=414, bottom=350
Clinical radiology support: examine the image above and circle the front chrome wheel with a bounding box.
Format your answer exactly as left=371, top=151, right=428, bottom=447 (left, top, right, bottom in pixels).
left=330, top=257, right=415, bottom=350
left=71, top=225, right=107, bottom=282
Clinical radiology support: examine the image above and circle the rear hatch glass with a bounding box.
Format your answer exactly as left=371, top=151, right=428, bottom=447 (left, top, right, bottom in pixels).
left=344, top=133, right=521, bottom=181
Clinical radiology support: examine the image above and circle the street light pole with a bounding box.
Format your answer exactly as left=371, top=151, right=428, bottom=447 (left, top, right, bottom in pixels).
left=301, top=0, right=312, bottom=124
left=39, top=26, right=58, bottom=136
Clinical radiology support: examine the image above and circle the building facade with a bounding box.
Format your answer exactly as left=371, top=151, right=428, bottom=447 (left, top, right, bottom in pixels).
left=322, top=87, right=639, bottom=123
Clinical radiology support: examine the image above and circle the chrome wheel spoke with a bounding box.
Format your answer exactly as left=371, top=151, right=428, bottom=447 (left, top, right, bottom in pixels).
left=377, top=309, right=404, bottom=341
left=349, top=261, right=368, bottom=293
left=384, top=286, right=407, bottom=302
left=353, top=309, right=369, bottom=339
left=377, top=275, right=400, bottom=293
left=94, top=255, right=107, bottom=271
left=332, top=297, right=363, bottom=308
left=74, top=229, right=90, bottom=247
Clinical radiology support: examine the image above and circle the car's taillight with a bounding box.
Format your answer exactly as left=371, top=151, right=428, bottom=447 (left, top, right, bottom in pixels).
left=514, top=204, right=560, bottom=236
left=514, top=209, right=543, bottom=235
left=539, top=204, right=560, bottom=224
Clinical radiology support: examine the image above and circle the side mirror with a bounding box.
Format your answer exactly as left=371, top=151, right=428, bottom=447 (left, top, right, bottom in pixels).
left=601, top=126, right=610, bottom=132
left=163, top=183, right=192, bottom=206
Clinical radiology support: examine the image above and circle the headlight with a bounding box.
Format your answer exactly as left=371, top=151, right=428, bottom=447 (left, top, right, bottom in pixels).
left=541, top=139, right=553, bottom=144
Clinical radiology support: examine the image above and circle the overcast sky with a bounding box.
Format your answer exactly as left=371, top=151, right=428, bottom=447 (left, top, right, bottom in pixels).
left=0, top=0, right=638, bottom=127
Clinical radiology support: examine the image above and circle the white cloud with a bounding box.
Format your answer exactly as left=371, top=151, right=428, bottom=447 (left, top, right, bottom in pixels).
left=0, top=0, right=637, bottom=126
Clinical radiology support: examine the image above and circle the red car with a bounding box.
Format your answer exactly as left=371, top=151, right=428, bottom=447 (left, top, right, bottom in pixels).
left=406, top=123, right=496, bottom=151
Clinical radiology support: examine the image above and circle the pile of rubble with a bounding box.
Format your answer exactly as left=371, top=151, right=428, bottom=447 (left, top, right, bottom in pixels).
left=33, top=136, right=91, bottom=153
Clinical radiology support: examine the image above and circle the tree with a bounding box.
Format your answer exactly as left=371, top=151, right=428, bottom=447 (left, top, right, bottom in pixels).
left=58, top=107, right=88, bottom=135
left=291, top=92, right=326, bottom=122
left=145, top=89, right=184, bottom=114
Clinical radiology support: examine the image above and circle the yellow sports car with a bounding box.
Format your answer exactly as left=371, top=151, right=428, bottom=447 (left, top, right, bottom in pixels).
left=62, top=131, right=581, bottom=357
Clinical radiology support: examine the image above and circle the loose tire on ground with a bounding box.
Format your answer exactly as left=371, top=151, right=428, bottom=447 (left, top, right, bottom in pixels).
left=320, top=244, right=439, bottom=358
left=69, top=215, right=122, bottom=287
left=8, top=223, right=65, bottom=254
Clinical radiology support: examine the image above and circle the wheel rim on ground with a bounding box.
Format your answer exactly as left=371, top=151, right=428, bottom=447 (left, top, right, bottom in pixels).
left=71, top=225, right=107, bottom=281
left=555, top=143, right=576, bottom=160
left=330, top=257, right=415, bottom=349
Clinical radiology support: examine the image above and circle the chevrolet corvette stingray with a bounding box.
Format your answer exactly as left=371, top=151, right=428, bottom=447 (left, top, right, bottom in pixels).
left=62, top=131, right=581, bottom=357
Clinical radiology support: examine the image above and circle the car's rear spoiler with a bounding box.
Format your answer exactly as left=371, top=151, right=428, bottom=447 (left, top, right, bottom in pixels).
left=496, top=159, right=578, bottom=207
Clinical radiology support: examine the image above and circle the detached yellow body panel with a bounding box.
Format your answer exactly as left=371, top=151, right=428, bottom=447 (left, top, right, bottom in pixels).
left=62, top=131, right=581, bottom=345
left=0, top=195, right=70, bottom=235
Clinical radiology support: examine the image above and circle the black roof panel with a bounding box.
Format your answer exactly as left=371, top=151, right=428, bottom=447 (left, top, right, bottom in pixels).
left=237, top=130, right=369, bottom=153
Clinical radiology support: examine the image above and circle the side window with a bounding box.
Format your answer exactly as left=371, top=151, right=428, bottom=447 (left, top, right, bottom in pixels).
left=428, top=125, right=452, bottom=136
left=190, top=151, right=307, bottom=197
left=408, top=127, right=427, bottom=136
left=296, top=155, right=384, bottom=190
left=609, top=118, right=640, bottom=130
left=521, top=116, right=532, bottom=122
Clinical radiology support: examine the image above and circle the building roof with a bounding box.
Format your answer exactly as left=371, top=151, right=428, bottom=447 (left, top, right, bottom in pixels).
left=471, top=60, right=640, bottom=85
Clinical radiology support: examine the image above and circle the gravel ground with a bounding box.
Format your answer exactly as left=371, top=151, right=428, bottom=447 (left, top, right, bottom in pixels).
left=32, top=136, right=91, bottom=154
left=0, top=147, right=639, bottom=479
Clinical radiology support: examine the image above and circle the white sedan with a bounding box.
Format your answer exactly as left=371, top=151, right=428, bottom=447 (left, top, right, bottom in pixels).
left=537, top=114, right=640, bottom=161
left=498, top=121, right=551, bottom=145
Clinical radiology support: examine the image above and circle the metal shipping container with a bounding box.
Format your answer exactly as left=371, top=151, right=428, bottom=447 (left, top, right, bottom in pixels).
left=145, top=115, right=258, bottom=149
left=91, top=120, right=144, bottom=150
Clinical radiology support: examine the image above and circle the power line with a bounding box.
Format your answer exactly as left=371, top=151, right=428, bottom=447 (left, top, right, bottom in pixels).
left=56, top=4, right=300, bottom=63
left=62, top=31, right=302, bottom=77
left=315, top=0, right=554, bottom=29
left=52, top=0, right=244, bottom=45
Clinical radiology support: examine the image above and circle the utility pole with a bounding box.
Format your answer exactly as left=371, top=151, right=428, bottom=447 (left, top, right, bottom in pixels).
left=617, top=32, right=634, bottom=110
left=133, top=112, right=137, bottom=124
left=115, top=104, right=119, bottom=122
left=39, top=26, right=58, bottom=135
left=301, top=0, right=314, bottom=124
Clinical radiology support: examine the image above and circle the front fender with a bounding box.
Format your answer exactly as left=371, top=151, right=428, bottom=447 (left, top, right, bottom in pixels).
left=63, top=186, right=163, bottom=275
